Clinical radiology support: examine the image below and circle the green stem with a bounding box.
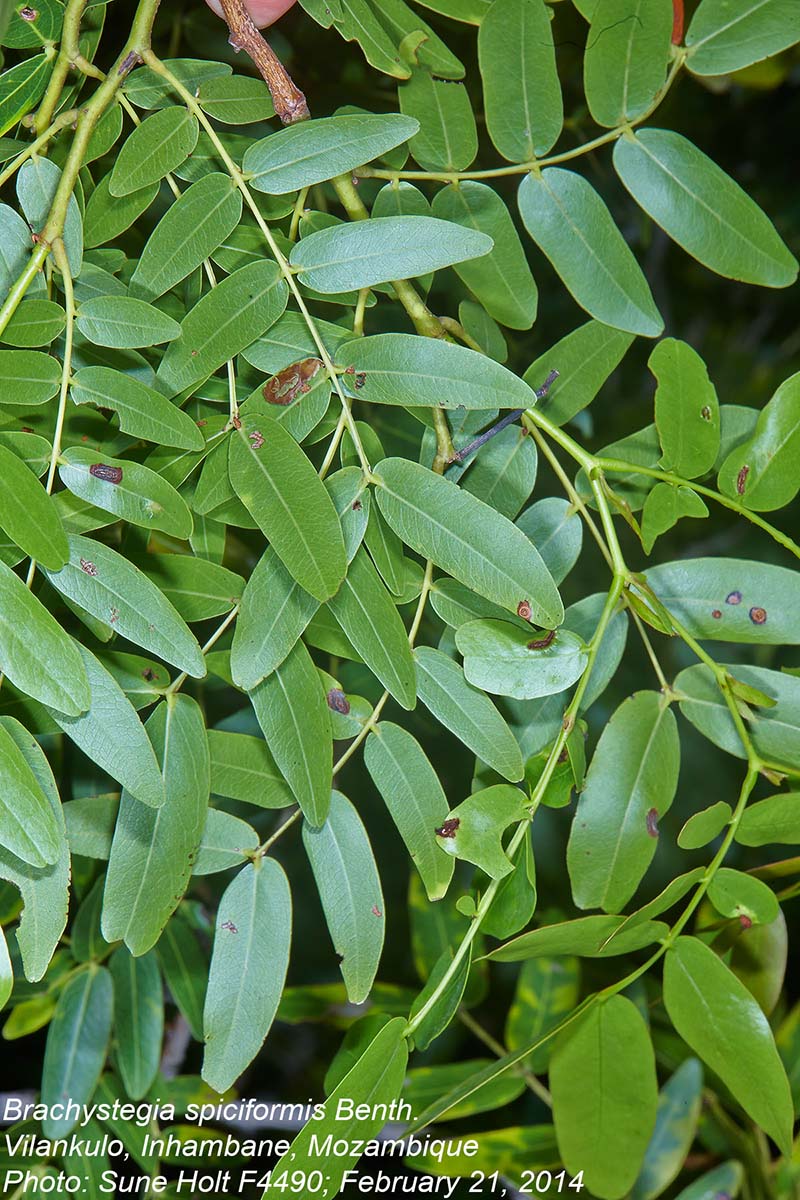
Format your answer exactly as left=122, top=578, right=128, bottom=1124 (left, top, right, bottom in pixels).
left=0, top=241, right=48, bottom=339
left=34, top=0, right=89, bottom=135
left=360, top=53, right=685, bottom=184
left=598, top=458, right=800, bottom=562
left=0, top=110, right=77, bottom=190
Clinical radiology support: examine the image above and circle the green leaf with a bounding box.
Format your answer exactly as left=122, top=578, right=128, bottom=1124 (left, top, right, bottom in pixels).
left=707, top=867, right=779, bottom=926
left=230, top=548, right=320, bottom=688
left=718, top=371, right=800, bottom=511
left=1, top=296, right=65, bottom=346
left=208, top=731, right=294, bottom=809
left=264, top=1019, right=408, bottom=1196
left=71, top=366, right=204, bottom=450
left=17, top=156, right=82, bottom=276
left=230, top=400, right=346, bottom=602
left=643, top=557, right=800, bottom=644
left=109, top=947, right=164, bottom=1101
left=686, top=0, right=800, bottom=76
left=157, top=261, right=288, bottom=395
left=435, top=784, right=527, bottom=879
left=196, top=73, right=275, bottom=123
left=0, top=925, right=11, bottom=1011
left=138, top=553, right=242, bottom=623
left=398, top=69, right=477, bottom=171
left=364, top=722, right=453, bottom=901
left=431, top=183, right=537, bottom=329
left=0, top=201, right=31, bottom=298
left=303, top=790, right=384, bottom=1003
left=243, top=113, right=418, bottom=193
left=678, top=801, right=732, bottom=849
left=402, top=1059, right=525, bottom=1122
left=109, top=107, right=199, bottom=196
left=518, top=168, right=663, bottom=337
left=75, top=296, right=181, bottom=349
left=460, top=424, right=537, bottom=519
left=676, top=663, right=800, bottom=766
left=43, top=536, right=205, bottom=677
left=41, top=965, right=113, bottom=1137
left=650, top=338, right=720, bottom=477
left=0, top=349, right=60, bottom=406
left=550, top=996, right=658, bottom=1199
left=338, top=332, right=537, bottom=409
left=0, top=718, right=62, bottom=868
left=156, top=916, right=206, bottom=1040
left=59, top=448, right=193, bottom=539
left=568, top=691, right=679, bottom=912
left=194, top=808, right=259, bottom=874
left=630, top=1058, right=704, bottom=1200
left=0, top=716, right=69, bottom=982
left=290, top=215, right=491, bottom=293
left=0, top=445, right=68, bottom=569
left=415, top=646, right=524, bottom=782
left=101, top=696, right=210, bottom=954
left=47, top=643, right=165, bottom=809
left=456, top=620, right=587, bottom=700
left=0, top=560, right=90, bottom=715
left=505, top=957, right=581, bottom=1073
left=663, top=936, right=793, bottom=1154
left=584, top=0, right=672, bottom=128
left=737, top=792, right=800, bottom=847
left=478, top=0, right=562, bottom=159
left=249, top=638, right=333, bottom=825
left=673, top=1163, right=744, bottom=1200
left=123, top=58, right=232, bottom=109
left=485, top=914, right=669, bottom=961
left=0, top=55, right=51, bottom=138
left=516, top=498, right=583, bottom=586
left=483, top=830, right=537, bottom=937
left=409, top=943, right=472, bottom=1050
left=84, top=177, right=158, bottom=249
left=327, top=547, right=415, bottom=708
left=613, top=129, right=798, bottom=287
left=524, top=321, right=635, bottom=427
left=202, top=857, right=292, bottom=1092
left=375, top=458, right=563, bottom=625
left=129, top=174, right=242, bottom=302
left=640, top=484, right=708, bottom=553
left=367, top=0, right=464, bottom=79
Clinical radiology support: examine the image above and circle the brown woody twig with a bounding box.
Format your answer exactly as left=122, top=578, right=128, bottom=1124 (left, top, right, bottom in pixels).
left=218, top=0, right=309, bottom=124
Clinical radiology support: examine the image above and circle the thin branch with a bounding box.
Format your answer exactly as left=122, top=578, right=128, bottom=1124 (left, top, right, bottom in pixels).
left=218, top=0, right=309, bottom=124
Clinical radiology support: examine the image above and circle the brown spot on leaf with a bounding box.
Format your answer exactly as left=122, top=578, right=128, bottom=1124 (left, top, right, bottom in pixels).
left=558, top=746, right=569, bottom=763
left=435, top=817, right=460, bottom=839
left=749, top=606, right=767, bottom=625
left=263, top=357, right=324, bottom=406
left=701, top=405, right=712, bottom=421
left=79, top=557, right=97, bottom=576
left=142, top=668, right=156, bottom=682
left=89, top=463, right=123, bottom=484
left=371, top=905, right=382, bottom=918
left=248, top=429, right=265, bottom=450
left=711, top=609, right=722, bottom=619
left=353, top=372, right=366, bottom=389
left=327, top=688, right=350, bottom=715
left=739, top=914, right=752, bottom=930
left=20, top=6, right=38, bottom=19
left=352, top=499, right=362, bottom=510
left=736, top=465, right=749, bottom=495
left=726, top=591, right=742, bottom=606
left=109, top=607, right=119, bottom=625
left=646, top=808, right=659, bottom=838
left=528, top=630, right=556, bottom=650
left=221, top=920, right=238, bottom=933
left=517, top=599, right=532, bottom=621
